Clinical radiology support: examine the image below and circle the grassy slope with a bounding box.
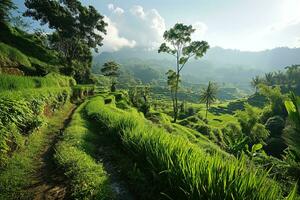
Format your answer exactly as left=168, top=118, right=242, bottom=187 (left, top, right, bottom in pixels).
left=54, top=100, right=113, bottom=199
left=0, top=103, right=74, bottom=199
left=0, top=24, right=60, bottom=75
left=83, top=95, right=287, bottom=200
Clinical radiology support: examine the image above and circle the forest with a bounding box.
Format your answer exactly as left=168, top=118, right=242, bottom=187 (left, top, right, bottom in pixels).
left=0, top=0, right=300, bottom=199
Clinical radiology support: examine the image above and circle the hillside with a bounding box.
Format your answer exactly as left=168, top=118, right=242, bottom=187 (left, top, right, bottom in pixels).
left=1, top=1, right=300, bottom=200
left=0, top=23, right=61, bottom=75
left=93, top=47, right=300, bottom=84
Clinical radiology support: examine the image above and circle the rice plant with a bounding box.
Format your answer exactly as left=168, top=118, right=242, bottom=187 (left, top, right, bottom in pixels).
left=84, top=96, right=294, bottom=200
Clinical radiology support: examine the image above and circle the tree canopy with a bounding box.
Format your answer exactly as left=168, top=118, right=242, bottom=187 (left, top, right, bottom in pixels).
left=200, top=81, right=218, bottom=120
left=158, top=23, right=209, bottom=122
left=0, top=0, right=16, bottom=23
left=101, top=61, right=120, bottom=92
left=24, top=0, right=107, bottom=83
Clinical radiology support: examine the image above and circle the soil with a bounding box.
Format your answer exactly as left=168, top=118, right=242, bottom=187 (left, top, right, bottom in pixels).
left=26, top=105, right=77, bottom=200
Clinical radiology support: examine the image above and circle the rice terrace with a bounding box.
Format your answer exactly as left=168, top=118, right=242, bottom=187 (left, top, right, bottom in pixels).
left=0, top=0, right=300, bottom=199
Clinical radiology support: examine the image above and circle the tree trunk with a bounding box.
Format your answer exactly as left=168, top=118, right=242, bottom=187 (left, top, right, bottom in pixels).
left=173, top=51, right=180, bottom=123
left=173, top=76, right=179, bottom=123
left=171, top=90, right=176, bottom=122
left=205, top=102, right=208, bottom=122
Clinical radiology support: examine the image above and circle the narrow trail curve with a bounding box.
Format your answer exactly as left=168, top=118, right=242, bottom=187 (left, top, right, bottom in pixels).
left=85, top=119, right=136, bottom=200
left=26, top=104, right=77, bottom=200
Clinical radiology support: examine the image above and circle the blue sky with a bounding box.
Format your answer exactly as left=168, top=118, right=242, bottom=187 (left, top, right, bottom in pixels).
left=13, top=0, right=300, bottom=52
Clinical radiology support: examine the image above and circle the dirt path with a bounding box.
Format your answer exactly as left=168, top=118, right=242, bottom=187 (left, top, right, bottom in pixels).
left=85, top=118, right=136, bottom=200
left=27, top=104, right=77, bottom=200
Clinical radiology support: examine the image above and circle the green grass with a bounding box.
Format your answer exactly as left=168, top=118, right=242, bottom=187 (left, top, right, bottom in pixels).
left=0, top=103, right=73, bottom=199
left=0, top=74, right=74, bottom=164
left=84, top=96, right=290, bottom=200
left=0, top=73, right=74, bottom=91
left=54, top=101, right=113, bottom=199
left=0, top=42, right=34, bottom=72
left=72, top=84, right=95, bottom=101
left=0, top=24, right=61, bottom=75
left=0, top=24, right=60, bottom=66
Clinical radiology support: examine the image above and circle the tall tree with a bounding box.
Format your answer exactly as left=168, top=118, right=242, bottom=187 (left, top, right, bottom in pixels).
left=251, top=75, right=262, bottom=93
left=0, top=0, right=15, bottom=23
left=264, top=72, right=274, bottom=86
left=166, top=69, right=180, bottom=119
left=158, top=23, right=209, bottom=122
left=101, top=61, right=120, bottom=92
left=200, top=81, right=218, bottom=121
left=24, top=0, right=107, bottom=83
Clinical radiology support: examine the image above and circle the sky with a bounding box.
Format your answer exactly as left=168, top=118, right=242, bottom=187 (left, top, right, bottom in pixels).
left=13, top=0, right=300, bottom=52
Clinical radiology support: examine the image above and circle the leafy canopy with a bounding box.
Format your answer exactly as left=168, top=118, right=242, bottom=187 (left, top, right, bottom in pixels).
left=199, top=81, right=218, bottom=107
left=0, top=0, right=16, bottom=23
left=24, top=0, right=107, bottom=83
left=24, top=0, right=107, bottom=52
left=158, top=23, right=209, bottom=72
left=101, top=61, right=120, bottom=77
left=166, top=69, right=179, bottom=92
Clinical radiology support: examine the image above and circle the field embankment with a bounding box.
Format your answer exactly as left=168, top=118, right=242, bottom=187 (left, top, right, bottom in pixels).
left=64, top=94, right=289, bottom=200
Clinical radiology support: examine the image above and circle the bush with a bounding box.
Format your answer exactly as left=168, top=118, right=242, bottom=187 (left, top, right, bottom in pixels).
left=72, top=84, right=95, bottom=100
left=264, top=137, right=287, bottom=158
left=265, top=116, right=285, bottom=137
left=104, top=98, right=113, bottom=104
left=0, top=74, right=73, bottom=165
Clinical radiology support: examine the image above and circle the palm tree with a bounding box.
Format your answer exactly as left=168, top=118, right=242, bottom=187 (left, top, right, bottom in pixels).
left=274, top=71, right=286, bottom=85
left=264, top=72, right=274, bottom=86
left=251, top=75, right=262, bottom=93
left=200, top=81, right=218, bottom=121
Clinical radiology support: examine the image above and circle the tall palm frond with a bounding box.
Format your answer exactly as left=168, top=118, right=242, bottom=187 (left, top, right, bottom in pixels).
left=200, top=81, right=218, bottom=120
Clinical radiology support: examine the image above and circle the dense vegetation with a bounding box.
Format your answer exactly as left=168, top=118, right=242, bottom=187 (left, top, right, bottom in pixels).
left=0, top=73, right=73, bottom=164
left=1, top=0, right=300, bottom=199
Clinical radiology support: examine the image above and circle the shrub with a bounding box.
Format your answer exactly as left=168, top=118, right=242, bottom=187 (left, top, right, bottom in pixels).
left=0, top=74, right=73, bottom=165
left=265, top=116, right=285, bottom=137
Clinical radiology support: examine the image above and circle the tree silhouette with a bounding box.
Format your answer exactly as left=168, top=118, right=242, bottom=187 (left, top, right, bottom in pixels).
left=264, top=72, right=274, bottom=86
left=24, top=0, right=107, bottom=82
left=0, top=0, right=15, bottom=23
left=200, top=81, right=218, bottom=121
left=251, top=75, right=262, bottom=93
left=158, top=23, right=209, bottom=122
left=101, top=61, right=120, bottom=92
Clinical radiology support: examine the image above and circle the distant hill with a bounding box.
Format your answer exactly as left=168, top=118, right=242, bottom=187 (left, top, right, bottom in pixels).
left=93, top=46, right=300, bottom=85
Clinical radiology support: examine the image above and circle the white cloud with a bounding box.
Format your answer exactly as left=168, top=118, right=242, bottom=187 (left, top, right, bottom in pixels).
left=193, top=22, right=208, bottom=40
left=108, top=4, right=114, bottom=11
left=114, top=7, right=124, bottom=15
left=130, top=5, right=145, bottom=18
left=107, top=3, right=124, bottom=15
left=295, top=37, right=300, bottom=47
left=101, top=16, right=136, bottom=52
left=105, top=5, right=166, bottom=50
